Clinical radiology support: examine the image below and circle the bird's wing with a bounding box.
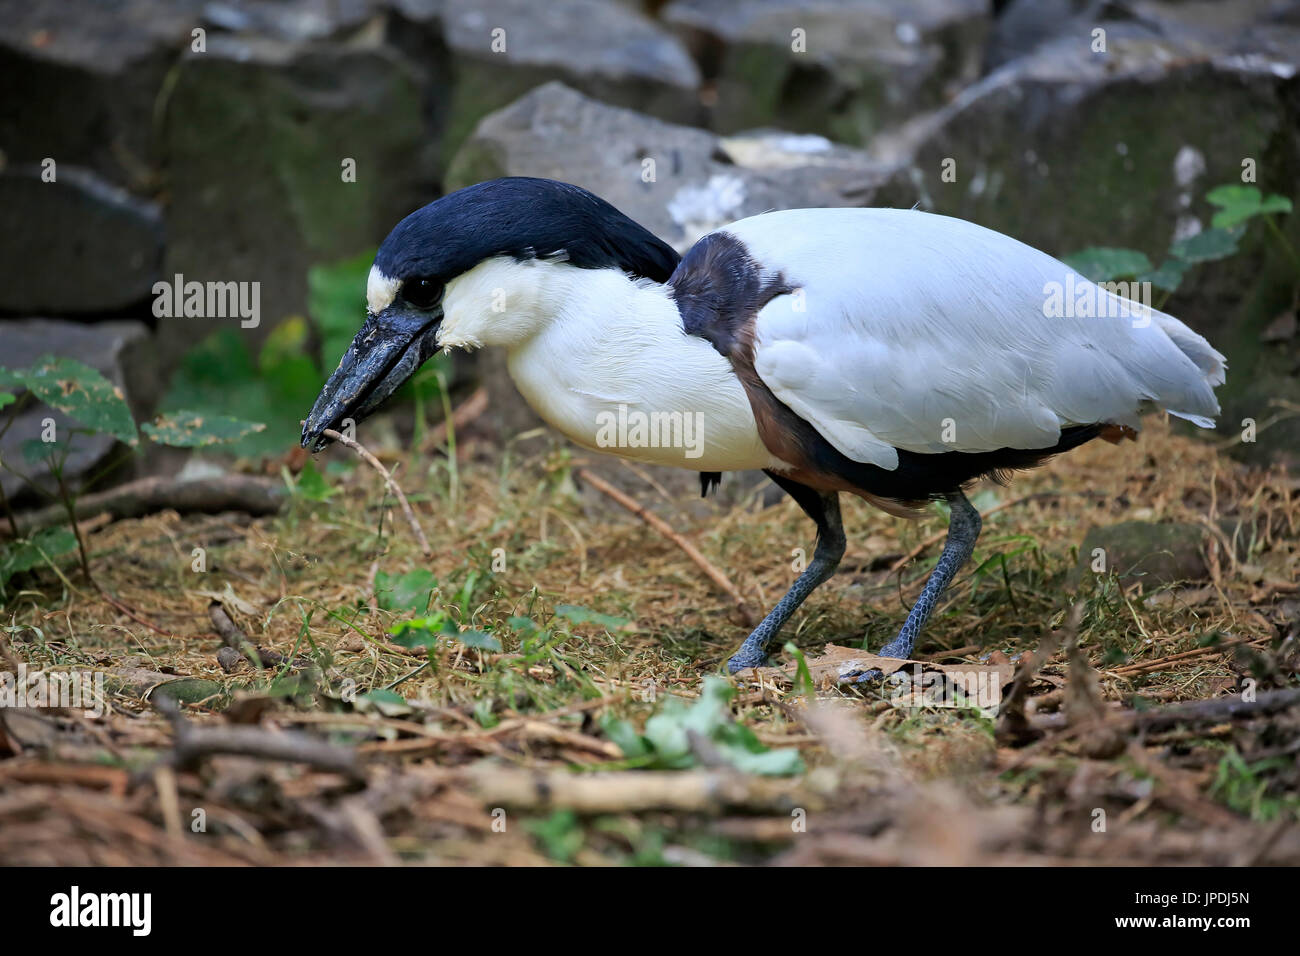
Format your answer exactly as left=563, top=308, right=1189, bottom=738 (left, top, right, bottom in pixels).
left=719, top=208, right=1224, bottom=471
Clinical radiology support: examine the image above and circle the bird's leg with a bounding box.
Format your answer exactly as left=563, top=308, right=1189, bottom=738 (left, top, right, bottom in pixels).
left=726, top=477, right=844, bottom=673
left=844, top=491, right=982, bottom=683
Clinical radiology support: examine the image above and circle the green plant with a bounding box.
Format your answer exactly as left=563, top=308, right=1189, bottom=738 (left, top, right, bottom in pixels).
left=1211, top=746, right=1300, bottom=822
left=600, top=677, right=803, bottom=775
left=1064, top=184, right=1296, bottom=310
left=0, top=355, right=262, bottom=596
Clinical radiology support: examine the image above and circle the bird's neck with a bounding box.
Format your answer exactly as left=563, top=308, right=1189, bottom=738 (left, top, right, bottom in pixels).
left=438, top=256, right=662, bottom=351
left=438, top=256, right=773, bottom=471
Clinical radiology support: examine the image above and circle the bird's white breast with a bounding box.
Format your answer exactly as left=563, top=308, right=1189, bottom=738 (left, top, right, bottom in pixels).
left=494, top=263, right=778, bottom=472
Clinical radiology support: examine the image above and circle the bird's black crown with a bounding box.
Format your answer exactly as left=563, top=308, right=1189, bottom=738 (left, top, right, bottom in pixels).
left=373, top=177, right=680, bottom=284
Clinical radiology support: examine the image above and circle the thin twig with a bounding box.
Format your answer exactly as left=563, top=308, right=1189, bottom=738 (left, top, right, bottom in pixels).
left=99, top=587, right=174, bottom=637
left=319, top=427, right=432, bottom=556
left=1109, top=635, right=1256, bottom=677
left=575, top=467, right=755, bottom=626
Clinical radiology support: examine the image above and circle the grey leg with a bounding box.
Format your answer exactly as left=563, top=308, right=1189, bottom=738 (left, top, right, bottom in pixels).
left=727, top=474, right=845, bottom=673
left=845, top=490, right=982, bottom=683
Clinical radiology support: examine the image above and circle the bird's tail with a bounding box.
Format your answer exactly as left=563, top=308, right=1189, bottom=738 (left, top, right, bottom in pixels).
left=1150, top=313, right=1226, bottom=429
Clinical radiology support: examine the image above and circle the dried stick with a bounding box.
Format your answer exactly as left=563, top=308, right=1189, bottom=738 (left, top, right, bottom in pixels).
left=152, top=695, right=361, bottom=779
left=575, top=467, right=755, bottom=626
left=1109, top=635, right=1256, bottom=676
left=320, top=427, right=432, bottom=556
left=1029, top=686, right=1300, bottom=734
left=453, top=765, right=809, bottom=814
left=4, top=474, right=285, bottom=537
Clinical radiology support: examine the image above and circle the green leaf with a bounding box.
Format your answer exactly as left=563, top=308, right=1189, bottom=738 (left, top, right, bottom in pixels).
left=454, top=629, right=501, bottom=652
left=374, top=569, right=438, bottom=613
left=1137, top=259, right=1188, bottom=293
left=0, top=526, right=78, bottom=590
left=20, top=438, right=66, bottom=464
left=290, top=459, right=337, bottom=501
left=388, top=615, right=450, bottom=649
left=1170, top=227, right=1240, bottom=264
left=0, top=392, right=14, bottom=409
left=142, top=410, right=266, bottom=447
left=627, top=677, right=803, bottom=776
left=474, top=697, right=499, bottom=729
left=784, top=641, right=816, bottom=698
left=308, top=250, right=376, bottom=367
left=506, top=615, right=539, bottom=634
left=1206, top=184, right=1293, bottom=229
left=18, top=356, right=136, bottom=445
left=526, top=810, right=583, bottom=863
left=1205, top=183, right=1260, bottom=208
left=599, top=714, right=650, bottom=759
left=1062, top=247, right=1153, bottom=282
left=355, top=688, right=412, bottom=717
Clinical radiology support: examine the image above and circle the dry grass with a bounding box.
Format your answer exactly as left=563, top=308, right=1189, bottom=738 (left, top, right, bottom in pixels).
left=1, top=417, right=1297, bottom=865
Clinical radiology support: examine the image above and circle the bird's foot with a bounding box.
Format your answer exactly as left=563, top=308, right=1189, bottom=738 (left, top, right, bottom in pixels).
left=839, top=667, right=885, bottom=685
left=726, top=646, right=768, bottom=674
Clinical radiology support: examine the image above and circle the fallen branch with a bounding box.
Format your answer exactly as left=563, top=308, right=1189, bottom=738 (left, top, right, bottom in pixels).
left=1109, top=636, right=1255, bottom=677
left=1030, top=686, right=1300, bottom=734
left=319, top=427, right=432, bottom=556
left=451, top=765, right=810, bottom=814
left=575, top=467, right=755, bottom=626
left=4, top=474, right=285, bottom=537
left=152, top=695, right=361, bottom=778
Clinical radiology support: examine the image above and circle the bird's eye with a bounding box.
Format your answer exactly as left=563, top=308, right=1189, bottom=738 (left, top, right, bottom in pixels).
left=405, top=277, right=442, bottom=309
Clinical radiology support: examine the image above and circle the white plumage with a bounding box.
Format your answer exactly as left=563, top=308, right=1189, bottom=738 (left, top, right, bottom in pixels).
left=441, top=256, right=780, bottom=472
left=727, top=208, right=1225, bottom=470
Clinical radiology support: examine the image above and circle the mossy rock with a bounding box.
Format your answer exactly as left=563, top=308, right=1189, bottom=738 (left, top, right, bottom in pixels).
left=1076, top=521, right=1210, bottom=587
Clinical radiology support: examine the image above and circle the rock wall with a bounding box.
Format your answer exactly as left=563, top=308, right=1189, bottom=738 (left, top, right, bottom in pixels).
left=1, top=0, right=1297, bottom=497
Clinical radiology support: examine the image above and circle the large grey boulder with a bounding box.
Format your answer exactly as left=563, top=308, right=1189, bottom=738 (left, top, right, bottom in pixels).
left=0, top=166, right=163, bottom=314
left=448, top=82, right=906, bottom=252
left=1076, top=521, right=1210, bottom=588
left=662, top=0, right=990, bottom=145
left=0, top=0, right=201, bottom=190
left=395, top=0, right=703, bottom=163
left=0, top=319, right=154, bottom=503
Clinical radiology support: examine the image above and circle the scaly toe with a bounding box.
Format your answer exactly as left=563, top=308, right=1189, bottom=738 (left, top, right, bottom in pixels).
left=726, top=649, right=767, bottom=674
left=838, top=667, right=885, bottom=685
